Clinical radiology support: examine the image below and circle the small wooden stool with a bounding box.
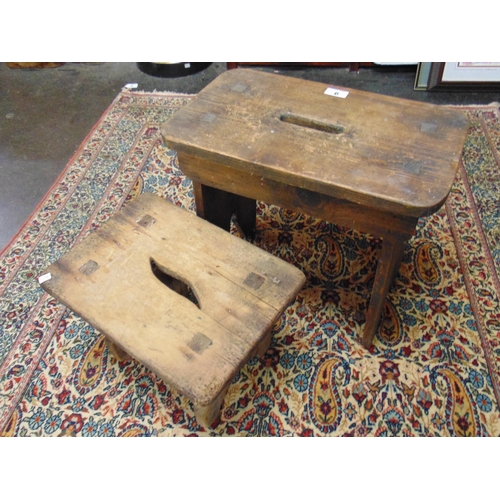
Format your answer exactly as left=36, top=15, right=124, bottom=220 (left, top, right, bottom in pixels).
left=39, top=193, right=305, bottom=427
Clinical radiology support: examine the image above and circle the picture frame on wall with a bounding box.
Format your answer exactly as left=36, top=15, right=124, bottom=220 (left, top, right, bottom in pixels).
left=426, top=62, right=500, bottom=91
left=414, top=62, right=432, bottom=90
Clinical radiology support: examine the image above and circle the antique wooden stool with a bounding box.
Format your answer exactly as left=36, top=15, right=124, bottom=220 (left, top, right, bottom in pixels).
left=39, top=193, right=305, bottom=427
left=161, top=69, right=469, bottom=347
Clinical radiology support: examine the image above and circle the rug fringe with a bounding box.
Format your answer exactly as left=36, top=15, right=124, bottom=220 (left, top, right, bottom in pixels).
left=452, top=101, right=500, bottom=108
left=121, top=87, right=196, bottom=97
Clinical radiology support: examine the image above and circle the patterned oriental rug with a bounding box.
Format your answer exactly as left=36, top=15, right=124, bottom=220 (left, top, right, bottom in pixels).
left=1, top=91, right=499, bottom=437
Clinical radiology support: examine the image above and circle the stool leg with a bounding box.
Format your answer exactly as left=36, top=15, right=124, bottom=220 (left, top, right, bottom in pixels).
left=193, top=387, right=228, bottom=429
left=235, top=195, right=257, bottom=241
left=193, top=182, right=234, bottom=231
left=104, top=336, right=131, bottom=362
left=362, top=235, right=407, bottom=348
left=194, top=182, right=257, bottom=239
left=256, top=327, right=273, bottom=357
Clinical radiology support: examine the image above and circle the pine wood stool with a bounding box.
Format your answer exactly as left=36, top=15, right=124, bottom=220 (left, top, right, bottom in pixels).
left=39, top=193, right=305, bottom=427
left=161, top=69, right=469, bottom=348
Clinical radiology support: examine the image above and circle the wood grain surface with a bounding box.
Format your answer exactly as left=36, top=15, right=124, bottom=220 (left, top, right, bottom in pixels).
left=40, top=194, right=305, bottom=419
left=162, top=69, right=469, bottom=218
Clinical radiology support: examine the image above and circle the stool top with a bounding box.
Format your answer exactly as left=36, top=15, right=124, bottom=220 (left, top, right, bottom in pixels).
left=161, top=69, right=469, bottom=218
left=40, top=194, right=305, bottom=406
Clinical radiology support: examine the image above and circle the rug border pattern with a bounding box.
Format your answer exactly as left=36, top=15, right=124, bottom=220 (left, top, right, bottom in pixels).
left=1, top=95, right=499, bottom=435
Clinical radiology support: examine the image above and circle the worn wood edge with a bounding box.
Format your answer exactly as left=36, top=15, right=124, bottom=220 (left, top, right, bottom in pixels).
left=166, top=141, right=462, bottom=220
left=161, top=69, right=470, bottom=218
left=176, top=153, right=418, bottom=238
left=196, top=68, right=469, bottom=115
left=38, top=193, right=306, bottom=407
left=40, top=274, right=242, bottom=406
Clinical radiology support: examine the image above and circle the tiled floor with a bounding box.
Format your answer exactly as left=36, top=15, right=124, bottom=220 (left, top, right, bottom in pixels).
left=1, top=62, right=499, bottom=251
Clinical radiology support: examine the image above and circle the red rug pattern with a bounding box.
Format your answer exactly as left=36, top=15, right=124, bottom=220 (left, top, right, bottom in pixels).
left=0, top=91, right=499, bottom=436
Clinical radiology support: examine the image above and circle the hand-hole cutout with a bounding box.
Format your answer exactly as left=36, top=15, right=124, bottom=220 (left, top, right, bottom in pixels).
left=280, top=113, right=344, bottom=134
left=150, top=258, right=200, bottom=308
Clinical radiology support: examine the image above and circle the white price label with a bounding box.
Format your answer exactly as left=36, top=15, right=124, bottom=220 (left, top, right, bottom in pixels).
left=324, top=87, right=349, bottom=98
left=38, top=273, right=52, bottom=284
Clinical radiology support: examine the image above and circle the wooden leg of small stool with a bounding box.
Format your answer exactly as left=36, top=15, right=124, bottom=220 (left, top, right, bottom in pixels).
left=192, top=325, right=273, bottom=428
left=362, top=235, right=407, bottom=348
left=104, top=336, right=131, bottom=362
left=193, top=387, right=228, bottom=429
left=256, top=327, right=273, bottom=357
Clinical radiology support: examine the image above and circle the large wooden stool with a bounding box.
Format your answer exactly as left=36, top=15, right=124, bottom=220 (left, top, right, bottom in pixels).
left=161, top=69, right=469, bottom=347
left=39, top=193, right=305, bottom=427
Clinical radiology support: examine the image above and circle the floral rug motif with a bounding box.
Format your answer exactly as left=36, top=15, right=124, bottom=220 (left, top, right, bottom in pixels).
left=0, top=90, right=499, bottom=437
